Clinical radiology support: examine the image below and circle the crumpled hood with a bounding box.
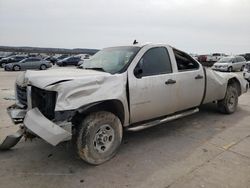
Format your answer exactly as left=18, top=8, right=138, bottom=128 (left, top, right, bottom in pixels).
left=16, top=68, right=110, bottom=88
left=16, top=68, right=128, bottom=111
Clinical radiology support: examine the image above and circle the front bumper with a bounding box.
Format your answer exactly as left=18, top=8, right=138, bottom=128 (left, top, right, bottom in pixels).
left=1, top=105, right=72, bottom=149
left=7, top=104, right=27, bottom=123
left=23, top=108, right=72, bottom=146
left=4, top=66, right=12, bottom=71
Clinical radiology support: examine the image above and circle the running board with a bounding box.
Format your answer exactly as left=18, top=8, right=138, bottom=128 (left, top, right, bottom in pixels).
left=126, top=108, right=199, bottom=132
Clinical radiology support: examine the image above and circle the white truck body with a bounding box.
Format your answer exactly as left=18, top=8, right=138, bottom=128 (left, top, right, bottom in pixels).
left=1, top=44, right=248, bottom=163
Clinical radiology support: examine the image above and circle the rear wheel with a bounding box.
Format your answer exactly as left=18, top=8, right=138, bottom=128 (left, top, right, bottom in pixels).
left=1, top=63, right=6, bottom=68
left=74, top=111, right=123, bottom=165
left=40, top=64, right=47, bottom=70
left=13, top=65, right=21, bottom=71
left=218, top=85, right=238, bottom=114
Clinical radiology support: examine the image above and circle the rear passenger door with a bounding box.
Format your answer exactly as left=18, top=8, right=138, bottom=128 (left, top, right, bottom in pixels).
left=128, top=46, right=177, bottom=123
left=172, top=49, right=205, bottom=112
left=236, top=57, right=246, bottom=70
left=21, top=58, right=32, bottom=69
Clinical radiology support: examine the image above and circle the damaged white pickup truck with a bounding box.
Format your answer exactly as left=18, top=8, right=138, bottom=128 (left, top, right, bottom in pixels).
left=1, top=43, right=248, bottom=165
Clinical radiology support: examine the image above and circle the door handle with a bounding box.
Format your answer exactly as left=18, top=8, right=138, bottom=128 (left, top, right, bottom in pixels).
left=195, top=75, right=204, bottom=79
left=165, top=79, right=176, bottom=85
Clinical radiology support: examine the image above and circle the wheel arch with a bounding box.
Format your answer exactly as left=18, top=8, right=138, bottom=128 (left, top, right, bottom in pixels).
left=227, top=77, right=241, bottom=96
left=72, top=99, right=125, bottom=127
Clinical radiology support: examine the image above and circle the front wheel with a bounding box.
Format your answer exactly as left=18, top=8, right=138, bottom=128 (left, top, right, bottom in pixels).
left=218, top=85, right=238, bottom=114
left=40, top=64, right=47, bottom=70
left=13, top=65, right=21, bottom=71
left=228, top=67, right=233, bottom=72
left=1, top=63, right=6, bottom=68
left=74, top=111, right=123, bottom=165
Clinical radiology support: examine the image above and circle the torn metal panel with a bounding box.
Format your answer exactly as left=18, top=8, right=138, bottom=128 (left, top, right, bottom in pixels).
left=7, top=104, right=27, bottom=123
left=203, top=69, right=248, bottom=104
left=24, top=108, right=72, bottom=146
left=0, top=129, right=23, bottom=150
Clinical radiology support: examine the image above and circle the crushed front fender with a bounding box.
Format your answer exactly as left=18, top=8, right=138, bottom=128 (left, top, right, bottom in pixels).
left=24, top=108, right=72, bottom=146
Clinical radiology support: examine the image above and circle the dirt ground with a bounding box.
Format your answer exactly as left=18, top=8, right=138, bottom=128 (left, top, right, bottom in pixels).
left=0, top=68, right=250, bottom=188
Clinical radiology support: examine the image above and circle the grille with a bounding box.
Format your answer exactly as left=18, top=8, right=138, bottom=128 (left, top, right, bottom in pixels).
left=16, top=85, right=27, bottom=106
left=31, top=86, right=57, bottom=120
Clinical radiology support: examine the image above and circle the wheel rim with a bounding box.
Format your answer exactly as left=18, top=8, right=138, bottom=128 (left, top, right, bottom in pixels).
left=41, top=65, right=46, bottom=70
left=227, top=93, right=236, bottom=110
left=93, top=124, right=115, bottom=153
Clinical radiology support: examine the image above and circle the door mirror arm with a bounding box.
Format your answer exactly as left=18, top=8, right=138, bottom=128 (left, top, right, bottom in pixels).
left=134, top=67, right=143, bottom=79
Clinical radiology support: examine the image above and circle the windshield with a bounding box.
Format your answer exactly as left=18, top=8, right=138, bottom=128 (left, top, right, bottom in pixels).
left=82, top=46, right=141, bottom=74
left=218, top=57, right=233, bottom=63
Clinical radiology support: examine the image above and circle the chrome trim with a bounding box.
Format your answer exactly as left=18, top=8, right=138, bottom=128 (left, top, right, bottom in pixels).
left=27, top=86, right=32, bottom=110
left=126, top=108, right=199, bottom=132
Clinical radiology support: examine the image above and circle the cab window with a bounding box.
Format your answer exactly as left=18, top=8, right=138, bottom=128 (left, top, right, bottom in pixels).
left=173, top=49, right=199, bottom=71
left=134, top=47, right=172, bottom=77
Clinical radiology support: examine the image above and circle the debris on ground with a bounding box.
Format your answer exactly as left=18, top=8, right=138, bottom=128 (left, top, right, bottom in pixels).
left=3, top=96, right=15, bottom=101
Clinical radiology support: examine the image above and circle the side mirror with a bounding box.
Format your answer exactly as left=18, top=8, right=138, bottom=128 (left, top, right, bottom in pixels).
left=134, top=67, right=143, bottom=78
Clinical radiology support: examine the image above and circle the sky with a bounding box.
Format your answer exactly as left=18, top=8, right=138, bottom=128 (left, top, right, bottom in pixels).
left=0, top=0, right=250, bottom=54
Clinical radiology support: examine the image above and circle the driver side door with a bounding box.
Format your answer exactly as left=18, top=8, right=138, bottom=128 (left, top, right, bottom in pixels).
left=128, top=46, right=177, bottom=123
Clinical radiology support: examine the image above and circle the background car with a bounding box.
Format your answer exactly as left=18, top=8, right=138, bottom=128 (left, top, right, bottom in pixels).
left=206, top=53, right=227, bottom=62
left=44, top=56, right=57, bottom=64
left=4, top=57, right=52, bottom=71
left=77, top=60, right=85, bottom=68
left=55, top=54, right=69, bottom=62
left=212, top=56, right=246, bottom=72
left=56, top=56, right=81, bottom=66
left=243, top=62, right=250, bottom=82
left=239, top=53, right=250, bottom=61
left=0, top=55, right=28, bottom=68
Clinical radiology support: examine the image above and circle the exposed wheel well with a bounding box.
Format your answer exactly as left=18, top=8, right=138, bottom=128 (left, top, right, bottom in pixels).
left=72, top=100, right=125, bottom=127
left=228, top=77, right=241, bottom=96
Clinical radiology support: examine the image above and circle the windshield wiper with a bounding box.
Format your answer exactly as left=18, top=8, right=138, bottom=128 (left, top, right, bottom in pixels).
left=84, top=67, right=106, bottom=72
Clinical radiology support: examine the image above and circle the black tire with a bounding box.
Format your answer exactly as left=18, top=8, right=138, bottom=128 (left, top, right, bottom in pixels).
left=1, top=63, right=6, bottom=68
left=13, top=65, right=21, bottom=71
left=75, top=111, right=123, bottom=165
left=218, top=85, right=238, bottom=114
left=40, top=64, right=47, bottom=70
left=228, top=67, right=233, bottom=72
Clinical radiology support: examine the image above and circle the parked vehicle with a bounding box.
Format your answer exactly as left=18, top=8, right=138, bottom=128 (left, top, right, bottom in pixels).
left=77, top=60, right=85, bottom=68
left=0, top=55, right=28, bottom=68
left=198, top=55, right=207, bottom=63
left=206, top=53, right=226, bottom=62
left=240, top=53, right=250, bottom=61
left=212, top=56, right=246, bottom=72
left=56, top=56, right=81, bottom=66
left=56, top=54, right=69, bottom=62
left=1, top=43, right=248, bottom=165
left=4, top=57, right=52, bottom=71
left=77, top=56, right=92, bottom=68
left=198, top=53, right=227, bottom=67
left=44, top=56, right=57, bottom=64
left=243, top=62, right=250, bottom=82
